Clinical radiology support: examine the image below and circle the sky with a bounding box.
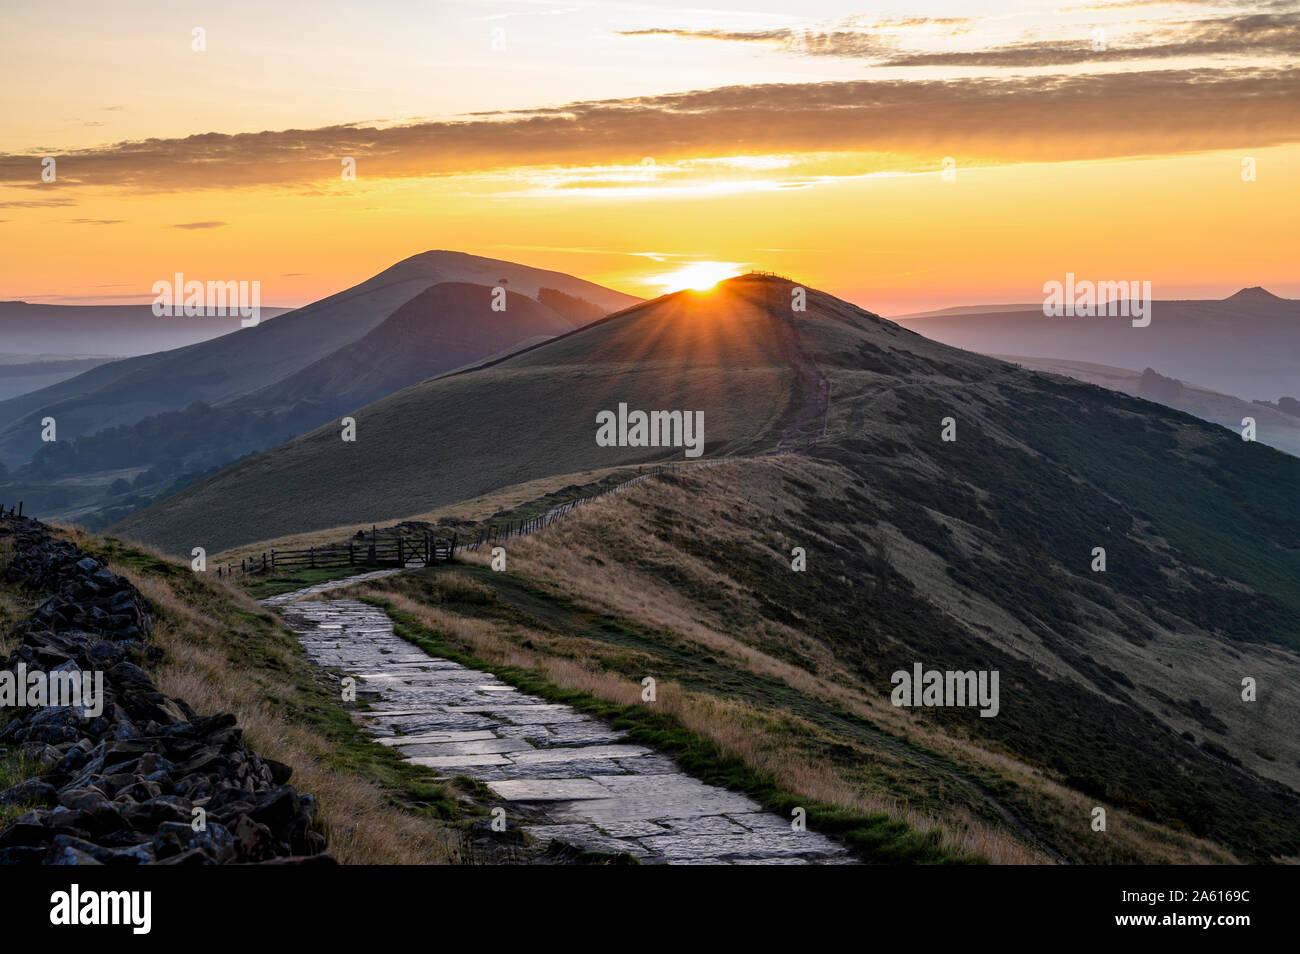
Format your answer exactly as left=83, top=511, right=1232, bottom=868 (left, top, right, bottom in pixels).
left=1, top=0, right=1297, bottom=314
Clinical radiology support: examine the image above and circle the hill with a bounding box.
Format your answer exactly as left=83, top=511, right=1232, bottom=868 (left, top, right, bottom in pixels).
left=347, top=452, right=1300, bottom=861
left=0, top=251, right=638, bottom=466
left=895, top=289, right=1300, bottom=401
left=112, top=275, right=840, bottom=550
left=0, top=301, right=292, bottom=358
left=116, top=271, right=1300, bottom=861
left=0, top=252, right=638, bottom=525
left=991, top=355, right=1300, bottom=457
left=238, top=282, right=578, bottom=419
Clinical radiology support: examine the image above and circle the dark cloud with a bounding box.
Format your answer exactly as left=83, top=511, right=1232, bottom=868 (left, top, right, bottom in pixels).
left=171, top=221, right=227, bottom=229
left=68, top=218, right=124, bottom=225
left=0, top=69, right=1294, bottom=193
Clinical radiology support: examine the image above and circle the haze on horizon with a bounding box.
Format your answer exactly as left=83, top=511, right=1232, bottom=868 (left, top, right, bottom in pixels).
left=1, top=0, right=1297, bottom=314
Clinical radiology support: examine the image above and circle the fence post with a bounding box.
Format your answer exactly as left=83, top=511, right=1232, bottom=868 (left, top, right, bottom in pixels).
left=271, top=548, right=276, bottom=568
left=263, top=552, right=268, bottom=571
left=450, top=532, right=457, bottom=559
left=310, top=546, right=315, bottom=568
left=17, top=501, right=22, bottom=517
left=398, top=537, right=404, bottom=565
left=349, top=542, right=354, bottom=566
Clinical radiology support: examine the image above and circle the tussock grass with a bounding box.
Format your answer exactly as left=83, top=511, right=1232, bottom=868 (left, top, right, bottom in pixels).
left=363, top=585, right=1030, bottom=864
left=370, top=458, right=1245, bottom=865
left=38, top=529, right=470, bottom=865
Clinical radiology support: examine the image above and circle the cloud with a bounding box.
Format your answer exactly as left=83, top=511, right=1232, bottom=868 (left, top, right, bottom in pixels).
left=0, top=197, right=77, bottom=208
left=624, top=9, right=1300, bottom=67
left=67, top=218, right=124, bottom=225
left=0, top=68, right=1294, bottom=193
left=171, top=220, right=227, bottom=229
left=886, top=13, right=1300, bottom=67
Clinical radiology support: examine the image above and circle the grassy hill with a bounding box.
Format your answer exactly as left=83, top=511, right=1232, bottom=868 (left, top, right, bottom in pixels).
left=144, top=270, right=1300, bottom=862
left=239, top=282, right=577, bottom=419
left=0, top=250, right=638, bottom=466
left=894, top=289, right=1300, bottom=402
left=263, top=451, right=1297, bottom=862
left=989, top=355, right=1300, bottom=458
left=112, top=276, right=827, bottom=552
left=0, top=252, right=639, bottom=527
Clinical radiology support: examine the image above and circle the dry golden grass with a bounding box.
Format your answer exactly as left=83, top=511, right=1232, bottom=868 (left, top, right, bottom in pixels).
left=212, top=464, right=643, bottom=565
left=394, top=459, right=1242, bottom=865
left=20, top=525, right=467, bottom=865
left=372, top=586, right=1046, bottom=865
left=126, top=572, right=464, bottom=864
left=0, top=535, right=29, bottom=657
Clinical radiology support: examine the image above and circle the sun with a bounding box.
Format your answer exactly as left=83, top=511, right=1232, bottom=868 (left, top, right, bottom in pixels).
left=654, top=261, right=744, bottom=294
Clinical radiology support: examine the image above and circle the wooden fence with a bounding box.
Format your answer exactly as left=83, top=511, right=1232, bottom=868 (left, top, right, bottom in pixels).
left=215, top=528, right=457, bottom=578
left=208, top=459, right=722, bottom=578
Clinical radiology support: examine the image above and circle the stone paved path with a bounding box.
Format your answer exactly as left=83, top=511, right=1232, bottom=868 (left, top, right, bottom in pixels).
left=266, top=574, right=854, bottom=864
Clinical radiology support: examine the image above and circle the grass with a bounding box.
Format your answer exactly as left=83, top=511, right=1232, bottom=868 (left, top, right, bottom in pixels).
left=365, top=589, right=970, bottom=864
left=16, top=530, right=476, bottom=864
left=355, top=459, right=1251, bottom=865
left=0, top=740, right=47, bottom=827
left=110, top=282, right=797, bottom=555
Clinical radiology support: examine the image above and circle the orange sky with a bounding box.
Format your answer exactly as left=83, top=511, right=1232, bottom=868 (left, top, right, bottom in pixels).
left=2, top=1, right=1297, bottom=315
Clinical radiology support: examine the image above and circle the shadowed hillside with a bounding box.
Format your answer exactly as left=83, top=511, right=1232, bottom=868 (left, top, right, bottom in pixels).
left=236, top=282, right=578, bottom=419
left=112, top=272, right=1300, bottom=864
left=0, top=252, right=639, bottom=528
left=0, top=250, right=638, bottom=466
left=363, top=454, right=1297, bottom=862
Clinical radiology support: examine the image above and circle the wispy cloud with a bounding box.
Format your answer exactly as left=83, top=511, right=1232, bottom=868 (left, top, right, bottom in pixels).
left=0, top=69, right=1293, bottom=195
left=171, top=220, right=227, bottom=229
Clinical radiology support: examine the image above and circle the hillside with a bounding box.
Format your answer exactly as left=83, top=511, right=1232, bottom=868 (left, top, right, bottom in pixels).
left=239, top=282, right=578, bottom=418
left=115, top=271, right=1300, bottom=862
left=895, top=289, right=1300, bottom=402
left=0, top=252, right=639, bottom=526
left=0, top=250, right=638, bottom=466
left=0, top=301, right=293, bottom=358
left=992, top=355, right=1300, bottom=457
left=350, top=449, right=1299, bottom=862
left=112, top=275, right=836, bottom=550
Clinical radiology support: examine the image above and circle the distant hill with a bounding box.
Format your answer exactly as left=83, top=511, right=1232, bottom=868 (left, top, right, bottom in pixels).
left=0, top=355, right=119, bottom=402
left=0, top=251, right=637, bottom=466
left=0, top=251, right=639, bottom=525
left=895, top=289, right=1299, bottom=401
left=239, top=282, right=579, bottom=418
left=991, top=355, right=1300, bottom=458
left=0, top=301, right=292, bottom=357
